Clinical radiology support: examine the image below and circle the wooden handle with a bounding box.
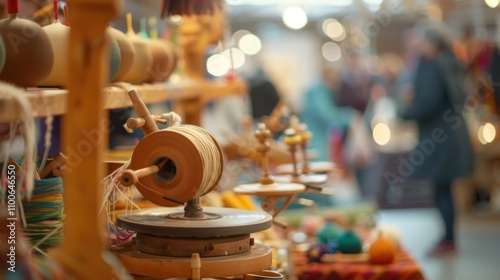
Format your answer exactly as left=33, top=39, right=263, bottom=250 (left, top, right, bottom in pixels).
left=39, top=153, right=67, bottom=179
left=120, top=165, right=160, bottom=187
left=127, top=89, right=159, bottom=136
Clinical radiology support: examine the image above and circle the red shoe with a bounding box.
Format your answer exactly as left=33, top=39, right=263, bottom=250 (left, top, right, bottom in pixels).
left=427, top=240, right=456, bottom=256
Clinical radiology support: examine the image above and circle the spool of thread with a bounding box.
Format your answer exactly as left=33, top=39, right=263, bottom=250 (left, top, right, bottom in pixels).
left=0, top=0, right=54, bottom=87
left=128, top=125, right=223, bottom=206
left=22, top=177, right=64, bottom=249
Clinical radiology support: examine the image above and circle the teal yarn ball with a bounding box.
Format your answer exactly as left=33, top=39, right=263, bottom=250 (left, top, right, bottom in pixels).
left=337, top=230, right=363, bottom=254
left=109, top=36, right=121, bottom=82
left=316, top=222, right=344, bottom=244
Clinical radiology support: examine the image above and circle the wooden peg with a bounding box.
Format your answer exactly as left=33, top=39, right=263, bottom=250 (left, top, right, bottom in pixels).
left=298, top=123, right=312, bottom=174
left=255, top=123, right=273, bottom=185
left=120, top=158, right=169, bottom=186
left=120, top=165, right=160, bottom=187
left=283, top=128, right=302, bottom=182
left=126, top=117, right=146, bottom=130
left=39, top=153, right=67, bottom=179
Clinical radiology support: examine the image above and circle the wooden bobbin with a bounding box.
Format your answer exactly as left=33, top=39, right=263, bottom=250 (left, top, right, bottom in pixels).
left=255, top=123, right=273, bottom=185
left=283, top=128, right=302, bottom=183
left=298, top=123, right=312, bottom=174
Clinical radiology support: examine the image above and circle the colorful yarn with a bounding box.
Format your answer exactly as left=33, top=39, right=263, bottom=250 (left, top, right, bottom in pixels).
left=21, top=177, right=64, bottom=250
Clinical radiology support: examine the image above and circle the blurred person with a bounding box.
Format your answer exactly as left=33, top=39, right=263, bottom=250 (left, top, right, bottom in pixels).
left=247, top=67, right=281, bottom=122
left=301, top=67, right=357, bottom=162
left=338, top=53, right=374, bottom=113
left=400, top=25, right=474, bottom=255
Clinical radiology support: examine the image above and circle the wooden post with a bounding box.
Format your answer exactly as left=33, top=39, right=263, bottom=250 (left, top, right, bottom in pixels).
left=51, top=0, right=122, bottom=279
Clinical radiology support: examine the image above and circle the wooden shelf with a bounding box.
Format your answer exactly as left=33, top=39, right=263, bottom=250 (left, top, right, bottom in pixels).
left=0, top=80, right=248, bottom=123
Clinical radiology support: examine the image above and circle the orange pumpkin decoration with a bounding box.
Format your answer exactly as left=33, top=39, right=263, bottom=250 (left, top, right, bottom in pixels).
left=368, top=235, right=397, bottom=265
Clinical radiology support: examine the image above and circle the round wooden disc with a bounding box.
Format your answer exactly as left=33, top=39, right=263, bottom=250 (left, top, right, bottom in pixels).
left=116, top=207, right=272, bottom=237
left=275, top=161, right=335, bottom=175
left=129, top=128, right=223, bottom=206
left=273, top=174, right=328, bottom=185
left=114, top=242, right=272, bottom=279
left=233, top=182, right=305, bottom=197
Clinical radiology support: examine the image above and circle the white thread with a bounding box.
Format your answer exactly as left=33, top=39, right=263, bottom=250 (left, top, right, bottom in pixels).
left=167, top=125, right=222, bottom=198
left=0, top=83, right=37, bottom=200
left=160, top=112, right=182, bottom=127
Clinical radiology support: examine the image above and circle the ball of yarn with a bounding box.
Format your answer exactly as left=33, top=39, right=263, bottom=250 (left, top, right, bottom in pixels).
left=368, top=235, right=397, bottom=265
left=315, top=221, right=343, bottom=244
left=337, top=230, right=363, bottom=254
left=306, top=243, right=329, bottom=263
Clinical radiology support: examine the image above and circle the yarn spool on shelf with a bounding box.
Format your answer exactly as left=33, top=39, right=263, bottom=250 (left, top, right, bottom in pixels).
left=121, top=13, right=152, bottom=84
left=0, top=0, right=54, bottom=87
left=21, top=177, right=64, bottom=250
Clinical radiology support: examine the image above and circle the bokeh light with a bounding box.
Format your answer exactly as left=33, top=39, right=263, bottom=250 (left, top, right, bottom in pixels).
left=282, top=6, right=308, bottom=30
left=321, top=42, right=342, bottom=62
left=206, top=54, right=230, bottom=76
left=238, top=33, right=262, bottom=55
left=373, top=123, right=391, bottom=146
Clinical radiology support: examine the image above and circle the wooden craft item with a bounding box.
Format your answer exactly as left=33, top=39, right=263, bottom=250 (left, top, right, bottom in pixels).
left=116, top=207, right=272, bottom=237
left=255, top=123, right=274, bottom=185
left=179, top=5, right=224, bottom=80
left=0, top=0, right=54, bottom=87
left=114, top=242, right=272, bottom=279
left=298, top=123, right=312, bottom=174
left=144, top=40, right=171, bottom=82
left=127, top=126, right=223, bottom=206
left=275, top=161, right=335, bottom=175
left=135, top=233, right=253, bottom=257
left=40, top=19, right=70, bottom=87
left=283, top=128, right=302, bottom=183
left=244, top=270, right=283, bottom=280
left=121, top=13, right=152, bottom=84
left=39, top=152, right=67, bottom=179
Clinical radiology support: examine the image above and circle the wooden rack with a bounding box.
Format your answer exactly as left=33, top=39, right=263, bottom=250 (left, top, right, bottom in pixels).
left=0, top=80, right=247, bottom=123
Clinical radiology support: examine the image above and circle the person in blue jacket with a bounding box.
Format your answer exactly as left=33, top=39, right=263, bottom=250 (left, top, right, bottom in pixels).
left=400, top=25, right=474, bottom=255
left=301, top=67, right=356, bottom=162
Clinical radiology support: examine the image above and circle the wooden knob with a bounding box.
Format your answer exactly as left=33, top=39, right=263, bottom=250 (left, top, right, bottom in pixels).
left=283, top=129, right=302, bottom=147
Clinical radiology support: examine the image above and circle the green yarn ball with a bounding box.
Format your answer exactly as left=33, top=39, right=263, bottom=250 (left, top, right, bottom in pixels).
left=316, top=222, right=344, bottom=244
left=337, top=230, right=363, bottom=254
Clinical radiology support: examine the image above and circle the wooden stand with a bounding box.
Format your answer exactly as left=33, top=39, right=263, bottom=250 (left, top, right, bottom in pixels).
left=51, top=1, right=122, bottom=279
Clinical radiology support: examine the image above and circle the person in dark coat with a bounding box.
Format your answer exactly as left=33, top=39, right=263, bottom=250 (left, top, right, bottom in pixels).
left=399, top=26, right=474, bottom=255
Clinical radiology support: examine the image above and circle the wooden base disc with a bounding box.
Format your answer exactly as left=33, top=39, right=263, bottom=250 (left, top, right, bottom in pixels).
left=113, top=242, right=272, bottom=278
left=233, top=182, right=305, bottom=197
left=275, top=161, right=335, bottom=175
left=273, top=174, right=328, bottom=185
left=117, top=207, right=272, bottom=237
left=136, top=233, right=253, bottom=257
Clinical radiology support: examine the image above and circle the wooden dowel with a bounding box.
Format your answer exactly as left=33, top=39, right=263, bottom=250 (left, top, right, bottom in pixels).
left=120, top=165, right=160, bottom=187
left=126, top=117, right=146, bottom=129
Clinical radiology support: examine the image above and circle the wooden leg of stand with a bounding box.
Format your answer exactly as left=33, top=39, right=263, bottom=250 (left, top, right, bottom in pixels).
left=51, top=1, right=123, bottom=279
